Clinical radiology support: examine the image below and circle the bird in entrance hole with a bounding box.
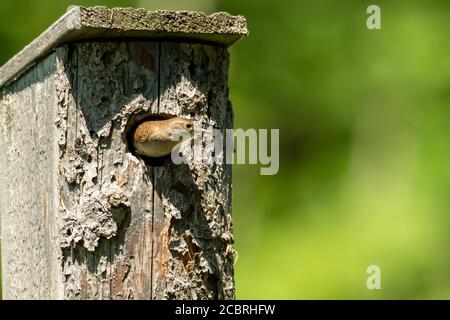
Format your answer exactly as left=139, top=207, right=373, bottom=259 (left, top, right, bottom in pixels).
left=133, top=117, right=194, bottom=158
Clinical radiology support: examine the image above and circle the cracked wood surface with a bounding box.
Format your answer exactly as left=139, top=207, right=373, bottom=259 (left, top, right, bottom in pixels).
left=1, top=40, right=235, bottom=299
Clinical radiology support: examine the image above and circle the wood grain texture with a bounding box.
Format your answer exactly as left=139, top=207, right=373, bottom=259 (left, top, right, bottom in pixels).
left=0, top=53, right=62, bottom=299
left=1, top=40, right=235, bottom=299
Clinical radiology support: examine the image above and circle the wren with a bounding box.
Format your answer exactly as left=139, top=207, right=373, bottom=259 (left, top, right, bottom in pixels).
left=133, top=117, right=194, bottom=158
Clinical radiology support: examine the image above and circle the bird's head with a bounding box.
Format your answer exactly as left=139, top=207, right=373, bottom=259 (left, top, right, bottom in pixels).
left=168, top=117, right=194, bottom=140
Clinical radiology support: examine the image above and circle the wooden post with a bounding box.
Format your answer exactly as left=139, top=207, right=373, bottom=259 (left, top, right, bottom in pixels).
left=0, top=6, right=247, bottom=300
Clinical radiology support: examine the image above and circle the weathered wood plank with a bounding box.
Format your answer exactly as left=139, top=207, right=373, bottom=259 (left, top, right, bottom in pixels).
left=56, top=41, right=160, bottom=299
left=0, top=53, right=62, bottom=299
left=153, top=42, right=235, bottom=299
left=0, top=6, right=248, bottom=89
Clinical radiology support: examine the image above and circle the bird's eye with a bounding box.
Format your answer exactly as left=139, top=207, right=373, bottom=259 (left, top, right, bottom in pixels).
left=186, top=124, right=193, bottom=129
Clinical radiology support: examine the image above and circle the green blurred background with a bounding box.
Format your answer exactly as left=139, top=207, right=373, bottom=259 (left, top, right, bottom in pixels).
left=1, top=0, right=450, bottom=299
